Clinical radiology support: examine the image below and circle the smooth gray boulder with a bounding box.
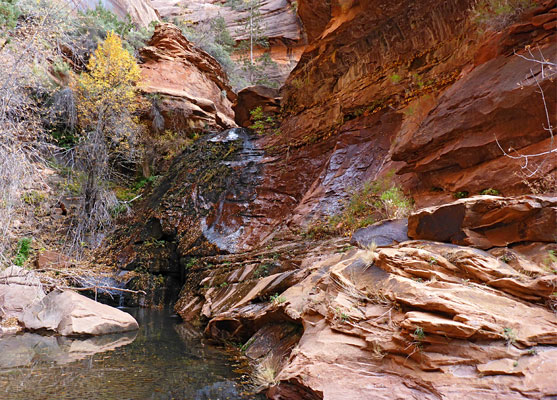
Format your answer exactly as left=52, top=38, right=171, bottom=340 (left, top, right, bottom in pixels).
left=22, top=290, right=138, bottom=336
left=350, top=219, right=409, bottom=248
left=0, top=266, right=45, bottom=321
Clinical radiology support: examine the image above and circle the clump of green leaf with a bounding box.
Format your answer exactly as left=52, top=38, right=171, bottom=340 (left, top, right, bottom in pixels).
left=414, top=327, right=426, bottom=341
left=0, top=0, right=20, bottom=32
left=249, top=106, right=280, bottom=135
left=13, top=237, right=31, bottom=266
left=454, top=191, right=469, bottom=199
left=22, top=191, right=45, bottom=206
left=390, top=73, right=402, bottom=84
left=270, top=293, right=286, bottom=305
left=503, top=327, right=517, bottom=345
left=480, top=188, right=500, bottom=195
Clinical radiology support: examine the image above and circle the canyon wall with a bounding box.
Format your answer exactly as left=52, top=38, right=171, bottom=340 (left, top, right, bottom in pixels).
left=150, top=0, right=306, bottom=84
left=99, top=2, right=557, bottom=398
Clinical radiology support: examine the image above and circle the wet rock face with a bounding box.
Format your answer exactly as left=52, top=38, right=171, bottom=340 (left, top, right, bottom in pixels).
left=139, top=24, right=236, bottom=134
left=108, top=128, right=266, bottom=279
left=265, top=0, right=556, bottom=224
left=350, top=218, right=408, bottom=248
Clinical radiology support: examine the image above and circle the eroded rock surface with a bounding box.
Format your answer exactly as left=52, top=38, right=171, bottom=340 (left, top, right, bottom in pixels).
left=67, top=0, right=159, bottom=27
left=139, top=23, right=236, bottom=134
left=177, top=239, right=557, bottom=399
left=408, top=195, right=557, bottom=248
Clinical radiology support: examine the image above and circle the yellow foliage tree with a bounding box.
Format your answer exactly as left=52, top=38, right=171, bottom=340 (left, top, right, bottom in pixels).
left=75, top=30, right=141, bottom=143
left=70, top=31, right=142, bottom=244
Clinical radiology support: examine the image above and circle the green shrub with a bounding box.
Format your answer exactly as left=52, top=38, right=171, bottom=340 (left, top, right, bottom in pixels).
left=480, top=188, right=500, bottom=195
left=454, top=191, right=469, bottom=199
left=22, top=191, right=45, bottom=205
left=13, top=237, right=31, bottom=266
left=304, top=173, right=413, bottom=237
left=75, top=4, right=155, bottom=56
left=0, top=0, right=20, bottom=32
left=414, top=327, right=426, bottom=340
left=249, top=106, right=280, bottom=135
left=390, top=73, right=402, bottom=84
left=132, top=175, right=159, bottom=191
left=109, top=202, right=128, bottom=217
left=175, top=16, right=237, bottom=75
left=270, top=293, right=286, bottom=305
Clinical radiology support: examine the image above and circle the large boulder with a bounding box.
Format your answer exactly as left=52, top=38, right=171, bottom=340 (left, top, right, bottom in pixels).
left=0, top=266, right=45, bottom=321
left=22, top=290, right=138, bottom=336
left=350, top=218, right=409, bottom=248
left=407, top=195, right=557, bottom=249
left=233, top=85, right=280, bottom=128
left=139, top=23, right=237, bottom=134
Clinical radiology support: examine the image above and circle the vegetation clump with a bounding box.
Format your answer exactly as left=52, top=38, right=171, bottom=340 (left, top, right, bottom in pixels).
left=249, top=106, right=280, bottom=135
left=471, top=0, right=535, bottom=31
left=479, top=188, right=500, bottom=195
left=304, top=174, right=413, bottom=238
left=13, top=238, right=32, bottom=267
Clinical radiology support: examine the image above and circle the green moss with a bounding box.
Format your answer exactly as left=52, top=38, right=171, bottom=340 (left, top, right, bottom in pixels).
left=390, top=73, right=402, bottom=84
left=249, top=106, right=280, bottom=135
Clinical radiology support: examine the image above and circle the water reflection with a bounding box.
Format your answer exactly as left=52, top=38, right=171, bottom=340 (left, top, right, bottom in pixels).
left=0, top=331, right=136, bottom=368
left=0, top=308, right=260, bottom=400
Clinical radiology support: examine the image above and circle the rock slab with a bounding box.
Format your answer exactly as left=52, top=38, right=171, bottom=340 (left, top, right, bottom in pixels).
left=408, top=195, right=557, bottom=249
left=0, top=266, right=45, bottom=321
left=22, top=290, right=138, bottom=336
left=350, top=218, right=409, bottom=248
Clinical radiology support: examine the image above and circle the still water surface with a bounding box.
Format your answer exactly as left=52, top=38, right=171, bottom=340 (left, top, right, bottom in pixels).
left=0, top=308, right=261, bottom=400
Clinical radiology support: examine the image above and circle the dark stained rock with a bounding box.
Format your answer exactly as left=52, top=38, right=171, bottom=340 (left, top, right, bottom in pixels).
left=233, top=86, right=280, bottom=128
left=408, top=195, right=557, bottom=249
left=350, top=218, right=409, bottom=248
left=296, top=0, right=331, bottom=43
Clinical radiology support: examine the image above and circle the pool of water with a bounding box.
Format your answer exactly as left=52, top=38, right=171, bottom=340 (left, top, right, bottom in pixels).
left=0, top=308, right=262, bottom=400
